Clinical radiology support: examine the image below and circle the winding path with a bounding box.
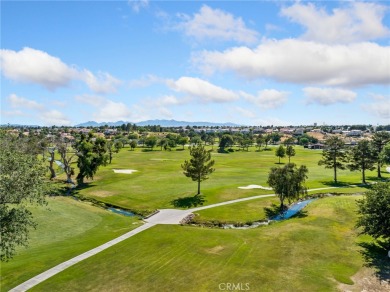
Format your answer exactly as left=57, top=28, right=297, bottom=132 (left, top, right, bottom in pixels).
left=10, top=186, right=338, bottom=291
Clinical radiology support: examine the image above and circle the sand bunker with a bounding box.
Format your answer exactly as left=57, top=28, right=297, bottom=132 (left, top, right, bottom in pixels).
left=113, top=169, right=138, bottom=174
left=238, top=185, right=272, bottom=190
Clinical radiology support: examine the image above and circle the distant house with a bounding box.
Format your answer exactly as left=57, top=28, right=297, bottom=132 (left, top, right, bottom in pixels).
left=252, top=127, right=265, bottom=134
left=308, top=143, right=325, bottom=149
left=295, top=128, right=304, bottom=135
left=346, top=130, right=363, bottom=137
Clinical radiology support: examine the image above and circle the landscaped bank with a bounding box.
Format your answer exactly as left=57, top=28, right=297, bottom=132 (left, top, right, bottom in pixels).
left=29, top=196, right=369, bottom=292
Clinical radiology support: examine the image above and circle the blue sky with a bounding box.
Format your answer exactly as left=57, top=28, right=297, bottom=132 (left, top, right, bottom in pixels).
left=1, top=1, right=389, bottom=126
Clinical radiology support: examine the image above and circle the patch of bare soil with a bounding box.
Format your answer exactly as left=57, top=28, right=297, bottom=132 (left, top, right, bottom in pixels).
left=206, top=245, right=225, bottom=255
left=338, top=267, right=390, bottom=292
left=92, top=190, right=115, bottom=197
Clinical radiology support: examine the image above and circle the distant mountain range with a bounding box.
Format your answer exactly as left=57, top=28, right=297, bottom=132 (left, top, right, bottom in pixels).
left=75, top=119, right=241, bottom=127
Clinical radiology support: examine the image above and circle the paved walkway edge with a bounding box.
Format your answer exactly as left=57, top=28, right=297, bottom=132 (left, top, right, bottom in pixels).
left=9, top=222, right=156, bottom=292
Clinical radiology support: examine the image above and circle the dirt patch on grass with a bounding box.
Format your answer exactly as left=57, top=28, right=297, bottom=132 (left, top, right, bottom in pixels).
left=338, top=267, right=389, bottom=292
left=205, top=245, right=225, bottom=255
left=238, top=184, right=272, bottom=190
left=113, top=169, right=138, bottom=174
left=92, top=190, right=116, bottom=197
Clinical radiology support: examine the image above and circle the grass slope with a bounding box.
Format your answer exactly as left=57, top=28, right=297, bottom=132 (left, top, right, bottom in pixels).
left=70, top=146, right=386, bottom=211
left=33, top=196, right=365, bottom=292
left=1, top=197, right=141, bottom=291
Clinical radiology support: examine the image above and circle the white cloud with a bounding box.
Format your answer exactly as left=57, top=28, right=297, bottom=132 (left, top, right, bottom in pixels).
left=194, top=39, right=389, bottom=87
left=82, top=70, right=121, bottom=94
left=1, top=110, right=25, bottom=117
left=0, top=47, right=121, bottom=93
left=368, top=93, right=389, bottom=101
left=128, top=74, right=164, bottom=88
left=5, top=93, right=71, bottom=125
left=155, top=95, right=184, bottom=106
left=74, top=94, right=106, bottom=107
left=241, top=89, right=289, bottom=110
left=364, top=100, right=390, bottom=120
left=93, top=100, right=132, bottom=122
left=304, top=87, right=357, bottom=105
left=158, top=107, right=173, bottom=118
left=0, top=48, right=77, bottom=90
left=168, top=76, right=239, bottom=103
left=281, top=2, right=390, bottom=44
left=75, top=94, right=132, bottom=122
left=234, top=106, right=256, bottom=118
left=7, top=93, right=44, bottom=110
left=177, top=5, right=259, bottom=44
left=128, top=0, right=149, bottom=13
left=41, top=110, right=71, bottom=126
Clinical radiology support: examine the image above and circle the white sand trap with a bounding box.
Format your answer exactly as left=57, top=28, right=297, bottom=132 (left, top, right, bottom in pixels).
left=113, top=169, right=138, bottom=174
left=238, top=184, right=272, bottom=190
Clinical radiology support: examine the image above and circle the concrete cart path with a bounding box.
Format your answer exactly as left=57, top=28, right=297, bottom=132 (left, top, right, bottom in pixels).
left=9, top=222, right=156, bottom=292
left=11, top=186, right=339, bottom=291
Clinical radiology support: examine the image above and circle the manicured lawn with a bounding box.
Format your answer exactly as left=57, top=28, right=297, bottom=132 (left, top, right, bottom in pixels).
left=194, top=196, right=280, bottom=223
left=32, top=196, right=366, bottom=291
left=1, top=196, right=141, bottom=291
left=69, top=145, right=387, bottom=212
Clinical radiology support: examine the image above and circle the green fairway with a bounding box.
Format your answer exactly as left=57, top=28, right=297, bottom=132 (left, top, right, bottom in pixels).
left=194, top=196, right=279, bottom=223
left=72, top=146, right=387, bottom=212
left=32, top=196, right=366, bottom=291
left=1, top=197, right=141, bottom=291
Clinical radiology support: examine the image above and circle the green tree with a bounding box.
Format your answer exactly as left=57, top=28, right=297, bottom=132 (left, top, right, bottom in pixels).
left=158, top=138, right=169, bottom=151
left=380, top=142, right=390, bottom=165
left=267, top=163, right=308, bottom=210
left=318, top=136, right=348, bottom=183
left=270, top=132, right=281, bottom=144
left=283, top=137, right=295, bottom=146
left=219, top=134, right=234, bottom=151
left=75, top=134, right=108, bottom=184
left=356, top=183, right=390, bottom=250
left=57, top=140, right=76, bottom=183
left=0, top=133, right=49, bottom=261
left=178, top=136, right=188, bottom=150
left=114, top=140, right=123, bottom=153
left=182, top=145, right=215, bottom=195
left=371, top=131, right=390, bottom=178
left=286, top=145, right=296, bottom=163
left=256, top=135, right=265, bottom=150
left=264, top=134, right=272, bottom=149
left=190, top=136, right=202, bottom=146
left=347, top=140, right=376, bottom=184
left=106, top=141, right=117, bottom=164
left=47, top=145, right=57, bottom=180
left=145, top=136, right=158, bottom=150
left=275, top=145, right=286, bottom=163
left=129, top=140, right=137, bottom=151
left=205, top=135, right=215, bottom=149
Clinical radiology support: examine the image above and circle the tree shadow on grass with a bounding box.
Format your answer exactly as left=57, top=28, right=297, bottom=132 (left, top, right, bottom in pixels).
left=319, top=181, right=351, bottom=187
left=264, top=203, right=285, bottom=218
left=358, top=241, right=390, bottom=283
left=171, top=195, right=205, bottom=208
left=293, top=209, right=308, bottom=218
left=366, top=176, right=390, bottom=183
left=141, top=148, right=153, bottom=152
